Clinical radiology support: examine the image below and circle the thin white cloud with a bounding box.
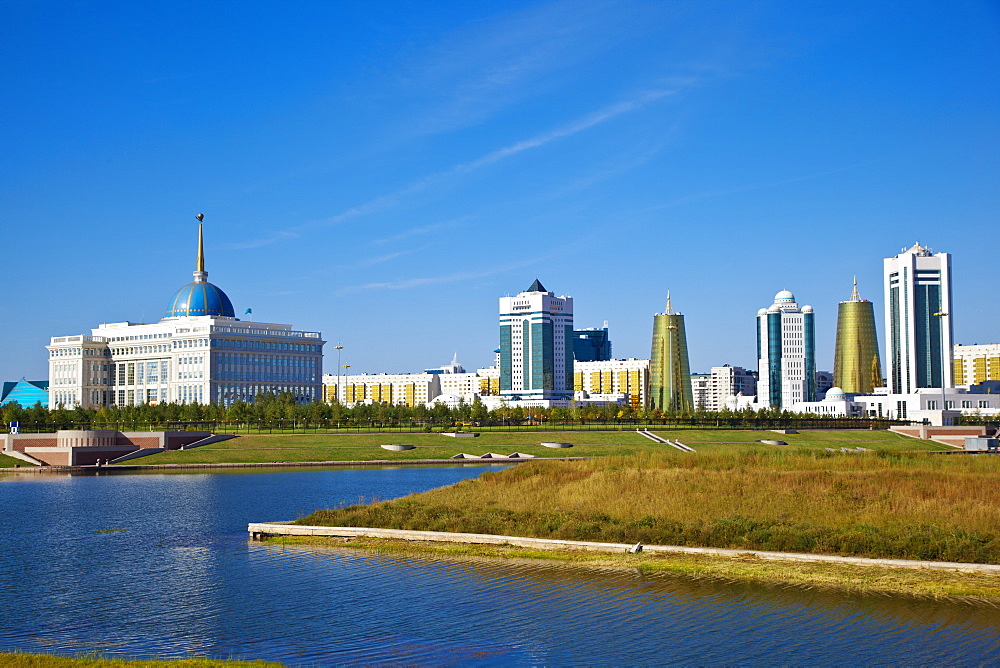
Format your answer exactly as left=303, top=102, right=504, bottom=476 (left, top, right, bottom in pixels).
left=642, top=163, right=870, bottom=213
left=372, top=216, right=472, bottom=245
left=227, top=230, right=300, bottom=250
left=336, top=234, right=600, bottom=295
left=456, top=90, right=672, bottom=173
left=393, top=0, right=637, bottom=139
left=234, top=89, right=675, bottom=250
left=355, top=250, right=413, bottom=268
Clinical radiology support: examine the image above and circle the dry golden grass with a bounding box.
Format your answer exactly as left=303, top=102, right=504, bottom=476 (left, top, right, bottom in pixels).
left=0, top=653, right=277, bottom=667
left=299, top=449, right=1000, bottom=563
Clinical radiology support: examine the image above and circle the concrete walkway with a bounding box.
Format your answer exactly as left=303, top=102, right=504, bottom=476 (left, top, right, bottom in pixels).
left=247, top=522, right=1000, bottom=574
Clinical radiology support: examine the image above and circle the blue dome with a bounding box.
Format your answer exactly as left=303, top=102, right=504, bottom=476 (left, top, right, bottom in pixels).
left=165, top=281, right=235, bottom=318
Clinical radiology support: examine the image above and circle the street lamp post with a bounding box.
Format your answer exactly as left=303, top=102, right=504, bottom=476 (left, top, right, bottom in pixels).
left=334, top=343, right=344, bottom=404
left=933, top=312, right=949, bottom=424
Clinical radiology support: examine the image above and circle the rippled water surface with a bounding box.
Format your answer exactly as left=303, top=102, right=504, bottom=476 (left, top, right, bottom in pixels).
left=1, top=466, right=998, bottom=665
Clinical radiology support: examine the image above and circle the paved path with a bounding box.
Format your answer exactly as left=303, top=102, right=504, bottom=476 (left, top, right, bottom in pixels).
left=247, top=522, right=1000, bottom=574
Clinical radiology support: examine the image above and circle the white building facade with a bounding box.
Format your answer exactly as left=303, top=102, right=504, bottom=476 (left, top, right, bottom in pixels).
left=573, top=358, right=650, bottom=408
left=499, top=279, right=574, bottom=405
left=756, top=290, right=816, bottom=408
left=690, top=373, right=711, bottom=410
left=47, top=225, right=324, bottom=408
left=884, top=243, right=954, bottom=394
left=706, top=365, right=757, bottom=412
left=323, top=372, right=438, bottom=407
left=787, top=387, right=1000, bottom=424
left=953, top=343, right=1000, bottom=386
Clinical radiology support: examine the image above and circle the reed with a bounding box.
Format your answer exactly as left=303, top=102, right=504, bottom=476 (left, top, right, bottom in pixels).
left=298, top=449, right=1000, bottom=564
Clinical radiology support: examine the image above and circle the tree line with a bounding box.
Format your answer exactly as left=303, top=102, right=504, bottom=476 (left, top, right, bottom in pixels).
left=0, top=392, right=912, bottom=431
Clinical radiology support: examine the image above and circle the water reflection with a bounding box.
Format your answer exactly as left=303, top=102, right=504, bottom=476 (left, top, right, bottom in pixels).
left=0, top=466, right=997, bottom=665
left=247, top=544, right=1000, bottom=665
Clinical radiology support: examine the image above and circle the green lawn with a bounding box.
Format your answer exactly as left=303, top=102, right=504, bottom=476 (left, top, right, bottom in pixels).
left=0, top=453, right=35, bottom=467
left=125, top=429, right=941, bottom=465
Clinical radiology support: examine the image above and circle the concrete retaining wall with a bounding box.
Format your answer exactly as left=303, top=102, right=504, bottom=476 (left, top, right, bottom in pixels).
left=247, top=523, right=1000, bottom=574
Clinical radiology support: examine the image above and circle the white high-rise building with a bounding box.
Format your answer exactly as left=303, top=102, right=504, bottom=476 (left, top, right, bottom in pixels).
left=690, top=373, right=711, bottom=410
left=709, top=365, right=757, bottom=411
left=884, top=243, right=953, bottom=394
left=498, top=279, right=574, bottom=404
left=47, top=224, right=324, bottom=408
left=756, top=290, right=816, bottom=408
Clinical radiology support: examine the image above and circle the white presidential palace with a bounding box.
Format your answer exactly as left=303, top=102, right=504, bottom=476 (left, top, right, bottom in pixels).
left=47, top=225, right=324, bottom=408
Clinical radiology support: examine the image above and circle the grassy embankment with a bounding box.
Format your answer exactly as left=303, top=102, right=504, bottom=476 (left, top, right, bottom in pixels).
left=0, top=453, right=34, bottom=467
left=0, top=653, right=277, bottom=667
left=128, top=428, right=939, bottom=465
left=295, top=448, right=1000, bottom=566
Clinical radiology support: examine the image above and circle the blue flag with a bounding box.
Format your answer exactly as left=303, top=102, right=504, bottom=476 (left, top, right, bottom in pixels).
left=245, top=308, right=252, bottom=315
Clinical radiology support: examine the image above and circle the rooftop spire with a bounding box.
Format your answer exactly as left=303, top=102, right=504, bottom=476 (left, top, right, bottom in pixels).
left=194, top=216, right=208, bottom=282
left=665, top=290, right=673, bottom=315
left=527, top=278, right=547, bottom=293
left=850, top=275, right=860, bottom=301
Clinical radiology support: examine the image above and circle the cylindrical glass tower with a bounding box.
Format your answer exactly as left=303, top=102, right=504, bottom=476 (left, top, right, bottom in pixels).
left=834, top=279, right=883, bottom=393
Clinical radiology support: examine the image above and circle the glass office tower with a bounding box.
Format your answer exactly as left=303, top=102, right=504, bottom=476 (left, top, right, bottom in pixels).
left=883, top=243, right=953, bottom=394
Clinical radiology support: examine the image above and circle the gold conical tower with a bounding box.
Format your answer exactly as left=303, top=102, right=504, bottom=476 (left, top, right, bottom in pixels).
left=834, top=278, right=883, bottom=393
left=648, top=291, right=693, bottom=412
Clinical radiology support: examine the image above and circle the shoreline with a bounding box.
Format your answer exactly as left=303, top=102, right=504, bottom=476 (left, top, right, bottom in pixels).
left=252, top=531, right=1000, bottom=602
left=0, top=458, right=577, bottom=473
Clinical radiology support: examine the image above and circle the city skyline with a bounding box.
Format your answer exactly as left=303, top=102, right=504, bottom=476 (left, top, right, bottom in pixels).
left=3, top=1, right=998, bottom=381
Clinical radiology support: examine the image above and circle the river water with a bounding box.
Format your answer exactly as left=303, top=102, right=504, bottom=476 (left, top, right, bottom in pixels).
left=1, top=466, right=997, bottom=665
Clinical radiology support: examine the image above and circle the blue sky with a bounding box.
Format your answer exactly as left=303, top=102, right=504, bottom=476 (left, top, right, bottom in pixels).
left=2, top=0, right=998, bottom=380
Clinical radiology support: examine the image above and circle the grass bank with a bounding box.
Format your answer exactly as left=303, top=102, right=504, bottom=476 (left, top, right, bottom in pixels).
left=128, top=429, right=937, bottom=465
left=0, top=453, right=34, bottom=467
left=297, top=448, right=1000, bottom=564
left=0, top=652, right=277, bottom=667
left=262, top=535, right=1000, bottom=601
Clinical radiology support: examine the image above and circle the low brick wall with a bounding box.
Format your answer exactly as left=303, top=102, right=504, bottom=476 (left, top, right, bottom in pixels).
left=5, top=430, right=212, bottom=465
left=3, top=434, right=58, bottom=453
left=162, top=432, right=212, bottom=450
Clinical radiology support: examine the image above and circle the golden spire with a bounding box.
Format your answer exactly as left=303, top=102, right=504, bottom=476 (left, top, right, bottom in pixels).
left=193, top=214, right=207, bottom=282
left=197, top=223, right=205, bottom=273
